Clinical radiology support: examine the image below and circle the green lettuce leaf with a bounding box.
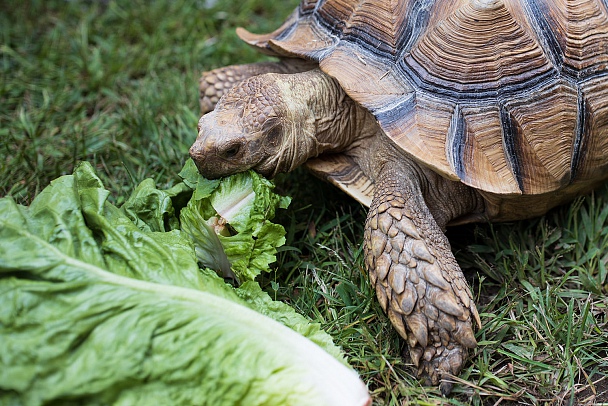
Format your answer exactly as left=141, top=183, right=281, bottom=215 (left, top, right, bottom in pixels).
left=179, top=199, right=235, bottom=280
left=121, top=177, right=191, bottom=233
left=179, top=159, right=291, bottom=282
left=0, top=162, right=369, bottom=406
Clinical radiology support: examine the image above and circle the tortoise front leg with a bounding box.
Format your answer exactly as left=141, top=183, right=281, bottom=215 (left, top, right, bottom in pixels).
left=199, top=59, right=315, bottom=113
left=364, top=166, right=481, bottom=395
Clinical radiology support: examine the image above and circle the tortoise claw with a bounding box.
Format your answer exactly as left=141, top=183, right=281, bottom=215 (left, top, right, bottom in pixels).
left=411, top=331, right=467, bottom=395
left=403, top=311, right=473, bottom=394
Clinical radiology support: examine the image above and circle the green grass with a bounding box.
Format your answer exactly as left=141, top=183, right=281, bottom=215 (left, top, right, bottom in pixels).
left=1, top=0, right=292, bottom=204
left=2, top=1, right=607, bottom=405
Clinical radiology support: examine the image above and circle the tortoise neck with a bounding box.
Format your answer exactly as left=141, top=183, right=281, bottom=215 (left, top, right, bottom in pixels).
left=282, top=69, right=377, bottom=158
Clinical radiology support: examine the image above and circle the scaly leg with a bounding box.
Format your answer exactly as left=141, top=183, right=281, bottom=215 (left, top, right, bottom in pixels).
left=364, top=164, right=481, bottom=395
left=199, top=59, right=315, bottom=113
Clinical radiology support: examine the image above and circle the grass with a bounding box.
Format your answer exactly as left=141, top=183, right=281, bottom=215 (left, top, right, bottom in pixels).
left=1, top=0, right=291, bottom=204
left=273, top=171, right=608, bottom=405
left=2, top=1, right=607, bottom=405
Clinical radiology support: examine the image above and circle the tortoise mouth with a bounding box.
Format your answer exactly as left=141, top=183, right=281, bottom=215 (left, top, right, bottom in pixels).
left=190, top=133, right=269, bottom=179
left=252, top=149, right=294, bottom=179
left=189, top=149, right=241, bottom=179
left=189, top=148, right=220, bottom=179
left=253, top=164, right=278, bottom=179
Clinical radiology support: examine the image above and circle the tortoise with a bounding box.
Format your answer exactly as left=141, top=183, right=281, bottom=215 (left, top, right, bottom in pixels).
left=190, top=0, right=608, bottom=394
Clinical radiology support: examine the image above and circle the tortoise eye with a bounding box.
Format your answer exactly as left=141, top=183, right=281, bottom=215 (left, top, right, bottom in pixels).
left=222, top=144, right=240, bottom=159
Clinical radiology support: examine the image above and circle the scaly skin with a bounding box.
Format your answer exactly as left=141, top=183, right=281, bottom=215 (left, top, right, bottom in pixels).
left=363, top=162, right=481, bottom=395
left=199, top=59, right=315, bottom=114
left=191, top=69, right=375, bottom=179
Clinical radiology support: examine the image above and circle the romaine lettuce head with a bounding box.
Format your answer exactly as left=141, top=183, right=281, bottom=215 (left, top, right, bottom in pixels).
left=0, top=162, right=370, bottom=406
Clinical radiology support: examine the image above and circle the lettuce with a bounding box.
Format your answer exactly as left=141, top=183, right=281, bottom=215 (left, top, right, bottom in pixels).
left=0, top=162, right=370, bottom=406
left=179, top=159, right=291, bottom=282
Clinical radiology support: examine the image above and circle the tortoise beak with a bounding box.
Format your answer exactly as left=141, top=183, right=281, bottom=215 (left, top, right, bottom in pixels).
left=190, top=113, right=224, bottom=178
left=189, top=144, right=214, bottom=177
left=189, top=136, right=206, bottom=166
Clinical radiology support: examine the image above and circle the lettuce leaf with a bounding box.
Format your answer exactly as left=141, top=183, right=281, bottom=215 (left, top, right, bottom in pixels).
left=179, top=159, right=291, bottom=282
left=0, top=162, right=370, bottom=406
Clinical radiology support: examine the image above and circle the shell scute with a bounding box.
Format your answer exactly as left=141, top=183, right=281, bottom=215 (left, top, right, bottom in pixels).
left=404, top=0, right=555, bottom=95
left=534, top=0, right=608, bottom=76
left=575, top=76, right=608, bottom=180
left=449, top=105, right=522, bottom=194
left=501, top=80, right=578, bottom=194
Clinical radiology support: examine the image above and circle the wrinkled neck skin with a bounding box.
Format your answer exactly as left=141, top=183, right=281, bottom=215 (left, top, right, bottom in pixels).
left=266, top=69, right=377, bottom=176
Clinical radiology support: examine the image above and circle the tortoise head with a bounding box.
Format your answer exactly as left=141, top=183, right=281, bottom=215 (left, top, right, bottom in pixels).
left=190, top=73, right=309, bottom=179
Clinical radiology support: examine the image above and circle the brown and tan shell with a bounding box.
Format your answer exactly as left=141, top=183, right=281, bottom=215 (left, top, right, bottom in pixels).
left=237, top=0, right=608, bottom=202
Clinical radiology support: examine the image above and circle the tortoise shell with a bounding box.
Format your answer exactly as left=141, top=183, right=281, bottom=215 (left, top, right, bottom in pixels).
left=237, top=0, right=608, bottom=198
